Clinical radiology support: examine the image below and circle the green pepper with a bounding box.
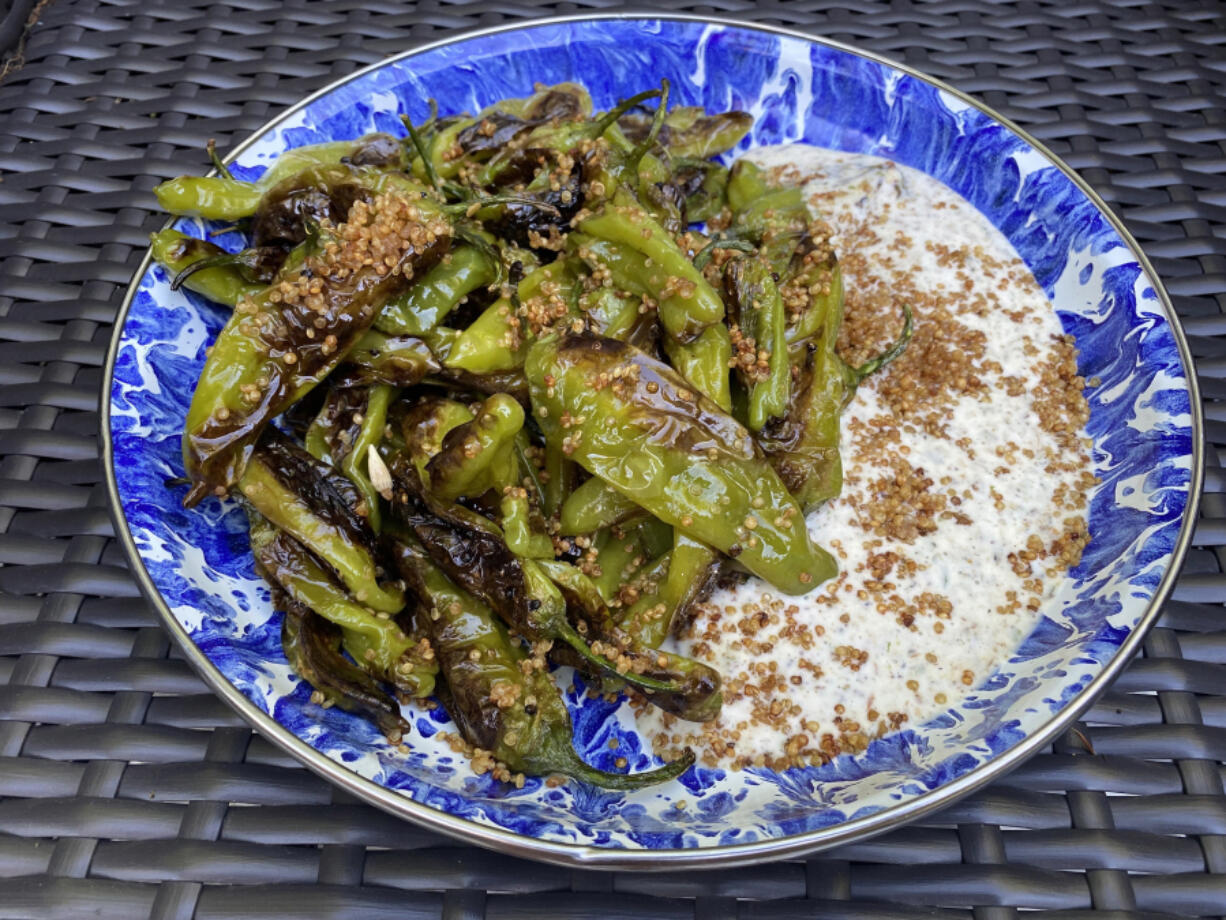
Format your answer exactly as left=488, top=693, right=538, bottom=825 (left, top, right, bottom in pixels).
left=426, top=393, right=523, bottom=502
left=589, top=516, right=672, bottom=606
left=724, top=257, right=789, bottom=430
left=156, top=134, right=405, bottom=220
left=538, top=559, right=723, bottom=723
left=580, top=286, right=642, bottom=341
left=334, top=331, right=438, bottom=389
left=578, top=204, right=723, bottom=344
left=238, top=433, right=405, bottom=614
left=620, top=106, right=752, bottom=160
left=250, top=511, right=433, bottom=698
left=500, top=490, right=554, bottom=559
left=150, top=229, right=264, bottom=306
left=559, top=474, right=640, bottom=535
left=344, top=384, right=395, bottom=532
left=541, top=440, right=575, bottom=521
left=662, top=322, right=733, bottom=412
left=395, top=395, right=475, bottom=482
left=390, top=537, right=692, bottom=788
left=181, top=167, right=449, bottom=505
left=278, top=589, right=410, bottom=739
left=526, top=333, right=836, bottom=595
left=445, top=259, right=579, bottom=374
left=375, top=245, right=498, bottom=336
left=389, top=460, right=686, bottom=697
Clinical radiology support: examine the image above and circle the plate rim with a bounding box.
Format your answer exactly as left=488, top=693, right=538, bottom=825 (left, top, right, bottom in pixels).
left=99, top=11, right=1206, bottom=870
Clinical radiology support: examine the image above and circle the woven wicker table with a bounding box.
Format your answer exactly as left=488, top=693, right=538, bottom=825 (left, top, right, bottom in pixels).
left=1, top=1, right=1224, bottom=917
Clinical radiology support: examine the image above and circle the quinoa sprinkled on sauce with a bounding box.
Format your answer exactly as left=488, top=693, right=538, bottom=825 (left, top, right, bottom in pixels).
left=637, top=147, right=1096, bottom=771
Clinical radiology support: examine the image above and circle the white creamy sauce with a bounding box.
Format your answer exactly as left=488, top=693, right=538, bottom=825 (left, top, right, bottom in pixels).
left=637, top=145, right=1094, bottom=769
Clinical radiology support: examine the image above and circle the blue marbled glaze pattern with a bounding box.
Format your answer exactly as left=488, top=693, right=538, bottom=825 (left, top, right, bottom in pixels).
left=109, top=20, right=1195, bottom=851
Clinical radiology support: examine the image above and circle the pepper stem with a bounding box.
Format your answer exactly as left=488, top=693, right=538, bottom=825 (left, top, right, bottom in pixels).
left=400, top=113, right=442, bottom=192
left=443, top=195, right=562, bottom=218
left=556, top=622, right=680, bottom=694
left=852, top=302, right=913, bottom=383
left=207, top=138, right=235, bottom=181
left=592, top=85, right=665, bottom=137
left=692, top=237, right=756, bottom=271
left=627, top=78, right=670, bottom=172
left=170, top=253, right=239, bottom=291
left=550, top=740, right=695, bottom=790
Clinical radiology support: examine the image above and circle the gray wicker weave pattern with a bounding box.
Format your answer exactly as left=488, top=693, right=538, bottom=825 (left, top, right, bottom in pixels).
left=1, top=0, right=1224, bottom=917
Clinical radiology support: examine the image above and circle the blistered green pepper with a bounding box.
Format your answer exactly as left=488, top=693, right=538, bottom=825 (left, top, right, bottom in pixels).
left=500, top=491, right=554, bottom=559
left=150, top=229, right=264, bottom=306
left=662, top=322, right=732, bottom=412
left=559, top=474, right=640, bottom=535
left=155, top=134, right=405, bottom=220
left=446, top=259, right=579, bottom=374
left=335, top=331, right=438, bottom=389
left=390, top=537, right=692, bottom=788
left=426, top=393, right=523, bottom=502
left=375, top=245, right=498, bottom=336
left=238, top=434, right=405, bottom=614
left=578, top=204, right=724, bottom=344
left=181, top=167, right=449, bottom=505
left=725, top=257, right=789, bottom=430
left=526, top=333, right=836, bottom=595
left=589, top=516, right=672, bottom=606
left=250, top=512, right=433, bottom=698
left=538, top=559, right=723, bottom=723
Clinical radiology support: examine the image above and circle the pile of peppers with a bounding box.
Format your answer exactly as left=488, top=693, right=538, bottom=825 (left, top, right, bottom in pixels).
left=155, top=81, right=909, bottom=789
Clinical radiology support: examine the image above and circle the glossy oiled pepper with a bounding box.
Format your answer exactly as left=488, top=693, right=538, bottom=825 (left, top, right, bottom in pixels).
left=375, top=245, right=499, bottom=336
left=577, top=204, right=724, bottom=344
left=155, top=133, right=405, bottom=220
left=538, top=559, right=723, bottom=723
left=499, top=491, right=554, bottom=559
left=588, top=516, right=672, bottom=606
left=619, top=106, right=752, bottom=160
left=306, top=383, right=396, bottom=531
left=526, top=333, right=836, bottom=595
left=181, top=167, right=449, bottom=505
left=150, top=229, right=264, bottom=306
left=559, top=474, right=639, bottom=535
left=446, top=259, right=579, bottom=374
left=662, top=322, right=733, bottom=412
left=249, top=511, right=434, bottom=699
left=278, top=587, right=410, bottom=739
left=390, top=537, right=692, bottom=788
left=238, top=432, right=405, bottom=613
left=724, top=257, right=789, bottom=431
left=426, top=393, right=523, bottom=502
left=642, top=532, right=719, bottom=648
left=333, top=331, right=438, bottom=389
left=389, top=460, right=684, bottom=697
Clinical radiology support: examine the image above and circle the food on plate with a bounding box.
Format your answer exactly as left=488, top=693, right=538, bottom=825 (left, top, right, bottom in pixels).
left=152, top=78, right=1090, bottom=786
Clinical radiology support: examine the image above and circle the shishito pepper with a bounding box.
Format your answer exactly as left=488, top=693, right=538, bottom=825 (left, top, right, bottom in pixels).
left=559, top=474, right=640, bottom=535
left=249, top=511, right=435, bottom=700
left=724, top=257, right=789, bottom=431
left=238, top=431, right=405, bottom=614
left=577, top=204, right=724, bottom=344
left=278, top=588, right=410, bottom=740
left=390, top=537, right=693, bottom=789
left=388, top=459, right=690, bottom=699
left=150, top=229, right=264, bottom=306
left=526, top=333, right=837, bottom=595
left=332, top=331, right=438, bottom=389
left=181, top=166, right=450, bottom=505
left=305, top=383, right=397, bottom=531
left=538, top=559, right=723, bottom=723
left=426, top=393, right=523, bottom=502
left=154, top=133, right=405, bottom=220
left=375, top=245, right=499, bottom=336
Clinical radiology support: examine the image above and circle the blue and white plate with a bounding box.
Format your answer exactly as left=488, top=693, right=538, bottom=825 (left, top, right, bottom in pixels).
left=102, top=16, right=1202, bottom=868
